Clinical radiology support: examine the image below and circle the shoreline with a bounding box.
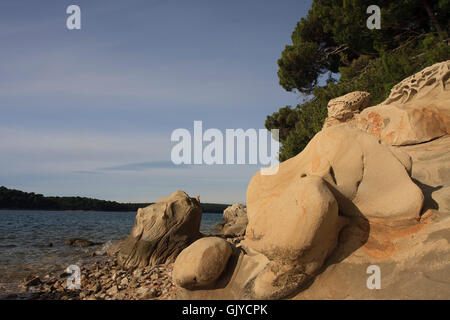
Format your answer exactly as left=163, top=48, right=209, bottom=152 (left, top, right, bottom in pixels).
left=1, top=232, right=243, bottom=300
left=0, top=209, right=224, bottom=214
left=0, top=209, right=225, bottom=299
left=2, top=253, right=178, bottom=300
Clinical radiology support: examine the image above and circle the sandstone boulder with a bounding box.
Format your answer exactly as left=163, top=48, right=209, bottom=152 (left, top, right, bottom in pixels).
left=223, top=203, right=247, bottom=222
left=247, top=124, right=423, bottom=224
left=352, top=61, right=449, bottom=145
left=222, top=215, right=248, bottom=237
left=245, top=176, right=347, bottom=299
left=246, top=176, right=343, bottom=262
left=219, top=204, right=248, bottom=237
left=114, top=190, right=202, bottom=269
left=173, top=237, right=232, bottom=289
left=323, top=91, right=371, bottom=128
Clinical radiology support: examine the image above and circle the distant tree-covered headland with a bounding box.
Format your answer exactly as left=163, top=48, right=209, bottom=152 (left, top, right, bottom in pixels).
left=268, top=0, right=449, bottom=161
left=0, top=186, right=228, bottom=213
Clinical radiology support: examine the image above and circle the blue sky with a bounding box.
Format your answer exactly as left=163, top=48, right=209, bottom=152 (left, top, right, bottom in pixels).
left=0, top=0, right=311, bottom=204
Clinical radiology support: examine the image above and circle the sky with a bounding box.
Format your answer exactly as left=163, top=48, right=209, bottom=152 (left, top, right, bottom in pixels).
left=0, top=0, right=311, bottom=204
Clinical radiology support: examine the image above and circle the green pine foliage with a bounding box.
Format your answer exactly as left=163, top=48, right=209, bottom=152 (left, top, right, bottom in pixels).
left=267, top=0, right=449, bottom=161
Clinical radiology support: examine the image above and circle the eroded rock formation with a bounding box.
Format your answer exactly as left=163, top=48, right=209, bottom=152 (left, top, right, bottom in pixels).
left=247, top=125, right=424, bottom=224
left=215, top=203, right=248, bottom=238
left=323, top=91, right=371, bottom=128
left=246, top=175, right=346, bottom=299
left=112, top=190, right=202, bottom=269
left=173, top=60, right=450, bottom=300
left=325, top=61, right=450, bottom=145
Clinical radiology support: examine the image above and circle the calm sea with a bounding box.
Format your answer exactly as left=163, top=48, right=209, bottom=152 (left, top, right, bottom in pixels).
left=0, top=210, right=222, bottom=295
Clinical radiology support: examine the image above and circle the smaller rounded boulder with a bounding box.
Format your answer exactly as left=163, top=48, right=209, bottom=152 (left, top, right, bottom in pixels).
left=172, top=237, right=232, bottom=289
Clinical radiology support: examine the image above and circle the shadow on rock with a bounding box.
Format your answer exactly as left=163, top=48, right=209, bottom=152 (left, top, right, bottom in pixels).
left=412, top=178, right=442, bottom=212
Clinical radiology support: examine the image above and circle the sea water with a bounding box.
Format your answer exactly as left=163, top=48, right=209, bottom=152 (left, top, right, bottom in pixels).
left=0, top=210, right=222, bottom=295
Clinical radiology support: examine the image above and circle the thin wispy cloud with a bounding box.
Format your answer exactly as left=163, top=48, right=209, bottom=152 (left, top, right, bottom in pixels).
left=99, top=161, right=187, bottom=171
left=73, top=170, right=104, bottom=175
left=0, top=0, right=310, bottom=202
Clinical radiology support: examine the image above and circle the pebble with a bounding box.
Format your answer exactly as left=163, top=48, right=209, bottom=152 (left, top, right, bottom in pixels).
left=106, top=285, right=119, bottom=296
left=120, top=278, right=129, bottom=286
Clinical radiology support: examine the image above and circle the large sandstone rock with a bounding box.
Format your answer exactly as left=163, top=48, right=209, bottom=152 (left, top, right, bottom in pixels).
left=293, top=212, right=450, bottom=299
left=246, top=176, right=343, bottom=262
left=113, top=191, right=202, bottom=269
left=173, top=212, right=450, bottom=300
left=248, top=124, right=423, bottom=224
left=246, top=176, right=347, bottom=299
left=173, top=237, right=232, bottom=289
left=290, top=135, right=448, bottom=300
left=330, top=61, right=450, bottom=145
left=174, top=125, right=425, bottom=300
left=240, top=125, right=424, bottom=298
left=172, top=63, right=449, bottom=300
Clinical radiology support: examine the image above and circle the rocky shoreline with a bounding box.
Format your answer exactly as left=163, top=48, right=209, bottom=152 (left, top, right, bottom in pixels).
left=6, top=231, right=245, bottom=300
left=9, top=255, right=177, bottom=300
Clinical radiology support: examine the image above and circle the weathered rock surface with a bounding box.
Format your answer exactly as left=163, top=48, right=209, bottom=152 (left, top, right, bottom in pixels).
left=222, top=216, right=248, bottom=237
left=246, top=176, right=346, bottom=299
left=248, top=124, right=423, bottom=223
left=172, top=62, right=450, bottom=300
left=292, top=135, right=450, bottom=300
left=173, top=237, right=232, bottom=289
left=113, top=191, right=202, bottom=269
left=173, top=126, right=429, bottom=300
left=293, top=211, right=450, bottom=299
left=397, top=135, right=450, bottom=214
left=323, top=91, right=371, bottom=128
left=216, top=204, right=248, bottom=238
left=172, top=212, right=450, bottom=300
left=328, top=61, right=450, bottom=145
left=223, top=203, right=247, bottom=222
